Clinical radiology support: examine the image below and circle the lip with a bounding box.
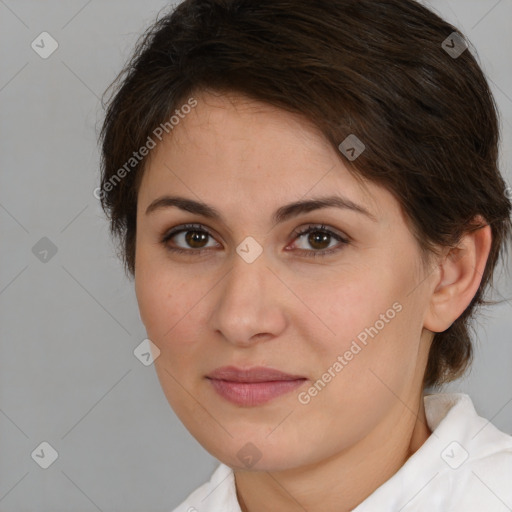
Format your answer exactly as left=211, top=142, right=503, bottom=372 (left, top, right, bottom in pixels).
left=206, top=366, right=307, bottom=407
left=207, top=366, right=306, bottom=382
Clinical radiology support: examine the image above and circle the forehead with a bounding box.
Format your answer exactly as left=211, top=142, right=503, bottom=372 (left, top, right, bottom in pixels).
left=137, top=91, right=394, bottom=223
left=165, top=91, right=337, bottom=169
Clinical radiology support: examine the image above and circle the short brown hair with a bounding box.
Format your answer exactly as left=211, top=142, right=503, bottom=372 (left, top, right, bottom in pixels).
left=99, top=0, right=512, bottom=387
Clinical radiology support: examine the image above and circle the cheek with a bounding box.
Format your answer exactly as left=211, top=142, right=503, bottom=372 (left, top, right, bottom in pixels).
left=135, top=262, right=210, bottom=354
left=307, top=268, right=418, bottom=381
left=305, top=272, right=392, bottom=349
left=136, top=283, right=179, bottom=343
left=135, top=250, right=182, bottom=341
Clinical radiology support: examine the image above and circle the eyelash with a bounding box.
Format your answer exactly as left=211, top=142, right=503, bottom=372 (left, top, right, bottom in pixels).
left=159, top=223, right=350, bottom=258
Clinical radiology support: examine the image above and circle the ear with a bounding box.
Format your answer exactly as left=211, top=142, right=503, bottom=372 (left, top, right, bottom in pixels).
left=423, top=216, right=492, bottom=333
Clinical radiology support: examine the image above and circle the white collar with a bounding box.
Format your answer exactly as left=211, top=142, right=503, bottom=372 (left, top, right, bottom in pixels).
left=173, top=393, right=512, bottom=511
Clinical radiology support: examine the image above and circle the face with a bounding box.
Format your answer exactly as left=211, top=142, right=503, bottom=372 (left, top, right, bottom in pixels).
left=134, top=90, right=435, bottom=471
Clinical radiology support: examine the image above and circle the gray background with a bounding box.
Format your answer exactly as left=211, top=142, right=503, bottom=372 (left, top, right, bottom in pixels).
left=0, top=0, right=511, bottom=510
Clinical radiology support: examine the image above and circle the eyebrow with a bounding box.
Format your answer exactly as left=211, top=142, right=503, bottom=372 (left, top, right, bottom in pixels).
left=145, top=194, right=377, bottom=224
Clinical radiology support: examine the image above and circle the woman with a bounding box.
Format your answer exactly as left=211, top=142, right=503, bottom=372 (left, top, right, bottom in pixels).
left=98, top=0, right=512, bottom=510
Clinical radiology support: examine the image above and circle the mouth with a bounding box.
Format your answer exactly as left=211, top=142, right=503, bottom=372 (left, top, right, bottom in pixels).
left=205, top=366, right=307, bottom=407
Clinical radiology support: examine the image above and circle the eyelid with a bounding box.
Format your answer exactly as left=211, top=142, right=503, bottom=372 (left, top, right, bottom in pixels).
left=285, top=224, right=350, bottom=258
left=290, top=223, right=350, bottom=243
left=161, top=223, right=222, bottom=247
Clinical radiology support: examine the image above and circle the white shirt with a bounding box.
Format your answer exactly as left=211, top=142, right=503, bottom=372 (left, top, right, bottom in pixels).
left=170, top=393, right=512, bottom=511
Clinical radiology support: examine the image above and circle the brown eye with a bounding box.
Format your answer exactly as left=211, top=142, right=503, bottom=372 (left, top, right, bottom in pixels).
left=185, top=230, right=209, bottom=248
left=306, top=231, right=332, bottom=250
left=290, top=224, right=349, bottom=258
left=161, top=224, right=219, bottom=254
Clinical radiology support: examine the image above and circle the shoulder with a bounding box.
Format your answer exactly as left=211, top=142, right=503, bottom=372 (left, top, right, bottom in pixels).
left=441, top=446, right=512, bottom=511
left=439, top=394, right=512, bottom=510
left=170, top=463, right=240, bottom=512
left=422, top=393, right=512, bottom=511
left=354, top=393, right=512, bottom=511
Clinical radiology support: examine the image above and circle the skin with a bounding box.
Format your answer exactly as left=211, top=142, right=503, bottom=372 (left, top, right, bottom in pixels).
left=134, top=90, right=492, bottom=512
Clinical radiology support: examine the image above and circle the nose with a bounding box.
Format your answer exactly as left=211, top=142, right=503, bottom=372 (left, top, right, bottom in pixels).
left=209, top=250, right=288, bottom=348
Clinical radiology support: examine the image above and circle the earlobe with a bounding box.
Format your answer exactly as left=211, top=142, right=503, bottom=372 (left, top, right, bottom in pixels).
left=423, top=217, right=492, bottom=333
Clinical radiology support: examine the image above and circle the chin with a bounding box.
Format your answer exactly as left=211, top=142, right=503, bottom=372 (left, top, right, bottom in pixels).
left=193, top=428, right=312, bottom=473
left=217, top=448, right=303, bottom=473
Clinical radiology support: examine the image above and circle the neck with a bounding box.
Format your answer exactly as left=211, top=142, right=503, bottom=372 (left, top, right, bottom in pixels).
left=234, top=393, right=432, bottom=512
